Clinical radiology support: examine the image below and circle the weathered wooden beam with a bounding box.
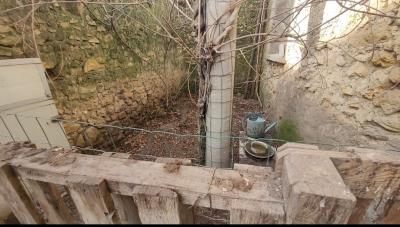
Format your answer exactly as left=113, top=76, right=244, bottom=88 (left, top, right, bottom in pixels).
left=67, top=176, right=120, bottom=224
left=281, top=153, right=356, bottom=224
left=132, top=186, right=193, bottom=224
left=111, top=194, right=141, bottom=224
left=5, top=147, right=281, bottom=210
left=230, top=199, right=284, bottom=224
left=0, top=163, right=44, bottom=224
left=0, top=193, right=12, bottom=223
left=22, top=179, right=70, bottom=224
left=102, top=152, right=132, bottom=159
left=100, top=151, right=141, bottom=224
left=332, top=147, right=400, bottom=200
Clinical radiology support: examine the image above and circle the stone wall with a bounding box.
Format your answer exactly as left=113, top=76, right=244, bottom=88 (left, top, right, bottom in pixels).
left=0, top=2, right=185, bottom=147
left=261, top=0, right=400, bottom=151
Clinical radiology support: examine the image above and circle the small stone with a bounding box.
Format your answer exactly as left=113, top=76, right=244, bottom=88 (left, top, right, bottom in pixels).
left=342, top=86, right=354, bottom=96
left=0, top=46, right=12, bottom=56
left=103, top=34, right=113, bottom=42
left=373, top=89, right=400, bottom=115
left=315, top=42, right=327, bottom=50
left=371, top=51, right=396, bottom=68
left=59, top=22, right=70, bottom=28
left=388, top=138, right=400, bottom=150
left=42, top=57, right=56, bottom=69
left=69, top=19, right=78, bottom=24
left=97, top=26, right=106, bottom=32
left=11, top=47, right=23, bottom=57
left=389, top=67, right=400, bottom=84
left=374, top=114, right=400, bottom=132
left=63, top=123, right=80, bottom=134
left=383, top=41, right=394, bottom=51
left=361, top=128, right=389, bottom=141
left=0, top=25, right=12, bottom=33
left=0, top=35, right=21, bottom=47
left=335, top=55, right=346, bottom=67
left=88, top=38, right=100, bottom=44
left=88, top=21, right=96, bottom=26
left=76, top=127, right=99, bottom=147
left=362, top=86, right=384, bottom=100
left=69, top=35, right=80, bottom=41
left=370, top=69, right=388, bottom=84
left=83, top=58, right=105, bottom=73
left=347, top=62, right=369, bottom=77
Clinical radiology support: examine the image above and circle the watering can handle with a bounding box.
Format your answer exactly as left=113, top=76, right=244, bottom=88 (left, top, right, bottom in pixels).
left=242, top=112, right=252, bottom=131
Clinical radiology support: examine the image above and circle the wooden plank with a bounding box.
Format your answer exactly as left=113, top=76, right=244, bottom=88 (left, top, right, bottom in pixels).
left=112, top=153, right=133, bottom=159
left=348, top=198, right=372, bottom=224
left=0, top=163, right=44, bottom=224
left=348, top=198, right=400, bottom=224
left=111, top=194, right=141, bottom=224
left=67, top=176, right=120, bottom=224
left=11, top=151, right=283, bottom=209
left=132, top=185, right=193, bottom=224
left=22, top=179, right=68, bottom=224
left=230, top=199, right=284, bottom=224
left=101, top=152, right=114, bottom=157
left=332, top=147, right=400, bottom=199
left=381, top=200, right=400, bottom=224
left=281, top=153, right=356, bottom=224
left=102, top=150, right=141, bottom=224
left=0, top=192, right=12, bottom=223
left=46, top=184, right=80, bottom=224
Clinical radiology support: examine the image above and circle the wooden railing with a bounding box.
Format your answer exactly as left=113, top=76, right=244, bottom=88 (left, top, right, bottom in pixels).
left=0, top=142, right=399, bottom=224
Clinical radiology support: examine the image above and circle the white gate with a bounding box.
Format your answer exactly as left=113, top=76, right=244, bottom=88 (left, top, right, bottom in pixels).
left=0, top=58, right=70, bottom=149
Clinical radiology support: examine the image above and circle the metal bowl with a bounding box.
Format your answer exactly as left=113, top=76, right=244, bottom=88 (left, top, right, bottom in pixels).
left=244, top=140, right=276, bottom=159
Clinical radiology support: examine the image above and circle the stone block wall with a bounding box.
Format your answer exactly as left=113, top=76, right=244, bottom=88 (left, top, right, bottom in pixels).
left=0, top=2, right=185, bottom=148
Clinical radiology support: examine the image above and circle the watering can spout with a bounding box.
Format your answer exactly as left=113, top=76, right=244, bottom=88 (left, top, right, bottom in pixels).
left=264, top=121, right=277, bottom=133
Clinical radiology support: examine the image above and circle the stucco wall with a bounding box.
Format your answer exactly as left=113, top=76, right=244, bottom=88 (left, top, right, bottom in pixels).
left=261, top=0, right=400, bottom=151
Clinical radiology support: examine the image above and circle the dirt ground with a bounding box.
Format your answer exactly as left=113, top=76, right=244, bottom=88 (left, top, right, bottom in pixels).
left=117, top=95, right=264, bottom=164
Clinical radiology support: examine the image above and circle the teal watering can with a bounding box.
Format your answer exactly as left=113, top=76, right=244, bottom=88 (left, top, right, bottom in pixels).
left=243, top=112, right=277, bottom=139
